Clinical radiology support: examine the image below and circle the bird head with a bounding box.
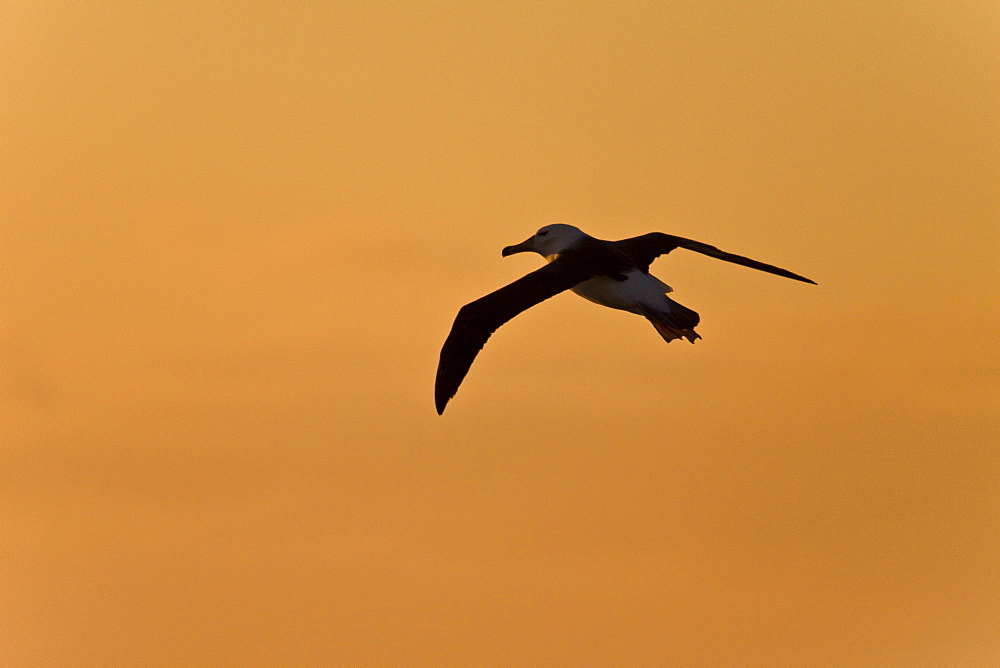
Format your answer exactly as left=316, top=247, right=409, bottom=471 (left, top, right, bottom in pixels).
left=501, top=224, right=588, bottom=259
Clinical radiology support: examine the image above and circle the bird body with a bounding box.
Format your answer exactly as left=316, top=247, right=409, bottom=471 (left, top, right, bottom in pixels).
left=435, top=224, right=815, bottom=414
left=571, top=270, right=673, bottom=314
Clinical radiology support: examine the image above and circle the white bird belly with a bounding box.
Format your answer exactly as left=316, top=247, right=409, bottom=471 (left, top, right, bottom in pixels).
left=571, top=270, right=673, bottom=314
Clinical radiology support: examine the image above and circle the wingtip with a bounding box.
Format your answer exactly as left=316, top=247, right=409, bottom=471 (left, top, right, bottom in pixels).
left=784, top=271, right=817, bottom=285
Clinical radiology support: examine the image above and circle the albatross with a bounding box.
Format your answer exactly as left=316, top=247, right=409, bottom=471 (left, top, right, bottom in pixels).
left=435, top=224, right=815, bottom=414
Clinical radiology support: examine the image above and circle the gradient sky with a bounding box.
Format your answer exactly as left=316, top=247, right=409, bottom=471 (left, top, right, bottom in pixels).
left=3, top=2, right=998, bottom=664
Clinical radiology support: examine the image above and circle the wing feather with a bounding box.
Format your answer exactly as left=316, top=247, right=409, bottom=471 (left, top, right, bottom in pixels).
left=616, top=232, right=816, bottom=284
left=435, top=253, right=601, bottom=414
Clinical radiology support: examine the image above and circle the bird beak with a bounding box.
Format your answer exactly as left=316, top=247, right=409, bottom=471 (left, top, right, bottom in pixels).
left=501, top=236, right=535, bottom=257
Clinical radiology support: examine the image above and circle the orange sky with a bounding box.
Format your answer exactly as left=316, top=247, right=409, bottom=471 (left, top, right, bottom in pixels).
left=3, top=2, right=998, bottom=664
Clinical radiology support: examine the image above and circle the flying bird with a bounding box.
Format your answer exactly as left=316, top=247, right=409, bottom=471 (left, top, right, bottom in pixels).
left=435, top=224, right=815, bottom=414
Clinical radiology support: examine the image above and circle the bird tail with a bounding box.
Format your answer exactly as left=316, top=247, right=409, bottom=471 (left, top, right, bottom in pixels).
left=638, top=299, right=701, bottom=344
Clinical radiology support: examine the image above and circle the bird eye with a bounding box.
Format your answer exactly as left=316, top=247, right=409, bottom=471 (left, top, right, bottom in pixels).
left=538, top=230, right=549, bottom=237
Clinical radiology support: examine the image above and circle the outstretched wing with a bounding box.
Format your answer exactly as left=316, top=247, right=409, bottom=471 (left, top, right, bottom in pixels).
left=435, top=252, right=601, bottom=414
left=616, top=232, right=817, bottom=284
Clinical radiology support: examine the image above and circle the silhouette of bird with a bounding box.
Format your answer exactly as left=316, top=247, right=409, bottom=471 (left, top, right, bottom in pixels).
left=435, top=224, right=815, bottom=414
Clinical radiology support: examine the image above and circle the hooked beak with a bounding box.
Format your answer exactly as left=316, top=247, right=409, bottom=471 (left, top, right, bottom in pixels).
left=501, top=236, right=535, bottom=257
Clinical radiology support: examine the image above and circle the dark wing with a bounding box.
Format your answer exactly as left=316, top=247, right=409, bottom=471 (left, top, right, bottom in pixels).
left=435, top=253, right=601, bottom=414
left=615, top=232, right=817, bottom=284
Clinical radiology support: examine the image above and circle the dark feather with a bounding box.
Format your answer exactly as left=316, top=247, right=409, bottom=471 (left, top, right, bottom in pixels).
left=435, top=249, right=610, bottom=414
left=616, top=232, right=816, bottom=284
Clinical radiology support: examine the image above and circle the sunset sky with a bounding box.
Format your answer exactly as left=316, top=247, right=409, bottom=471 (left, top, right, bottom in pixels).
left=3, top=2, right=997, bottom=664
